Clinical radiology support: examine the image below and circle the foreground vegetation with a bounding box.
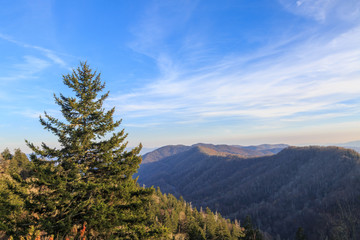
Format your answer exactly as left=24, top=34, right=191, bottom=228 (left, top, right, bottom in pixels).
left=0, top=149, right=255, bottom=239
left=0, top=63, right=261, bottom=239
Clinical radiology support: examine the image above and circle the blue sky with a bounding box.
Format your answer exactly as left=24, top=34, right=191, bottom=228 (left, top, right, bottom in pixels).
left=1, top=0, right=360, bottom=153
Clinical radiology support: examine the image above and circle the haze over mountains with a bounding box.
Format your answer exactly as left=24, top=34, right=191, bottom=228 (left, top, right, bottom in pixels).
left=138, top=144, right=360, bottom=239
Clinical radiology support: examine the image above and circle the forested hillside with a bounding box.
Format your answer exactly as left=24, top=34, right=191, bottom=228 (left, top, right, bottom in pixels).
left=138, top=145, right=360, bottom=239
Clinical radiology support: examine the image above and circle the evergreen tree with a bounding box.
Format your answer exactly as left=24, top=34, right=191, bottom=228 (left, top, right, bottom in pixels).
left=295, top=227, right=307, bottom=240
left=1, top=148, right=12, bottom=161
left=25, top=62, right=161, bottom=238
left=243, top=216, right=263, bottom=240
left=10, top=148, right=32, bottom=178
left=0, top=148, right=29, bottom=237
left=0, top=153, right=7, bottom=174
left=0, top=173, right=26, bottom=235
left=0, top=148, right=12, bottom=173
left=205, top=207, right=216, bottom=239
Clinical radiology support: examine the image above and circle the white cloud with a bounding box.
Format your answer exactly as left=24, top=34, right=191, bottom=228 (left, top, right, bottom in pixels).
left=11, top=108, right=62, bottom=120
left=279, top=0, right=360, bottom=22
left=0, top=33, right=68, bottom=68
left=14, top=109, right=43, bottom=119
left=34, top=47, right=67, bottom=67
left=0, top=55, right=51, bottom=82
left=111, top=23, right=360, bottom=125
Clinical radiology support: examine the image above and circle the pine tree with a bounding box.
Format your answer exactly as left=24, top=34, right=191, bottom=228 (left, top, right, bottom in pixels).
left=10, top=148, right=32, bottom=178
left=1, top=148, right=12, bottom=163
left=243, top=216, right=263, bottom=240
left=0, top=150, right=9, bottom=174
left=25, top=62, right=161, bottom=238
left=204, top=207, right=216, bottom=239
left=0, top=148, right=29, bottom=237
left=295, top=227, right=307, bottom=240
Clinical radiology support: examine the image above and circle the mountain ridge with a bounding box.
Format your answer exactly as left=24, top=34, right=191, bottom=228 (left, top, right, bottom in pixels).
left=141, top=143, right=288, bottom=164
left=138, top=145, right=360, bottom=239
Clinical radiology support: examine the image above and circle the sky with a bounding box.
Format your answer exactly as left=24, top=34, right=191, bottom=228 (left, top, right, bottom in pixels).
left=1, top=0, right=360, bottom=153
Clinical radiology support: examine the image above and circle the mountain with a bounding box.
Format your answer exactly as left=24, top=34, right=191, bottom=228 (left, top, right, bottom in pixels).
left=336, top=140, right=360, bottom=153
left=142, top=144, right=191, bottom=163
left=138, top=145, right=360, bottom=239
left=338, top=140, right=360, bottom=147
left=141, top=143, right=288, bottom=163
left=241, top=143, right=289, bottom=154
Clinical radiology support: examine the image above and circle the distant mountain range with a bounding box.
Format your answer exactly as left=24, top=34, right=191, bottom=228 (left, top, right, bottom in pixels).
left=141, top=143, right=288, bottom=163
left=138, top=144, right=360, bottom=239
left=336, top=140, right=360, bottom=153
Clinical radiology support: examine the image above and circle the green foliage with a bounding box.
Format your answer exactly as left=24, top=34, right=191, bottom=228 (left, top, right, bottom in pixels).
left=295, top=227, right=307, bottom=240
left=242, top=216, right=263, bottom=240
left=10, top=148, right=32, bottom=178
left=0, top=174, right=26, bottom=234
left=0, top=148, right=31, bottom=237
left=147, top=188, right=245, bottom=239
left=1, top=148, right=13, bottom=161
left=24, top=62, right=162, bottom=238
left=0, top=148, right=11, bottom=174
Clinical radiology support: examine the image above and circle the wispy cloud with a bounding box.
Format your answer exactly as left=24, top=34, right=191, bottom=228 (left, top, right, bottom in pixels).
left=0, top=32, right=68, bottom=68
left=0, top=55, right=50, bottom=82
left=112, top=3, right=360, bottom=127
left=279, top=0, right=360, bottom=22
left=11, top=108, right=61, bottom=120
left=13, top=109, right=43, bottom=119
left=129, top=1, right=198, bottom=59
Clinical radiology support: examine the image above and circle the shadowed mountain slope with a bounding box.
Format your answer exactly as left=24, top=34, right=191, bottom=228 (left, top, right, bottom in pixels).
left=138, top=145, right=360, bottom=239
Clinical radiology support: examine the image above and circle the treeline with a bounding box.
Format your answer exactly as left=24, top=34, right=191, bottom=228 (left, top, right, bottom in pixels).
left=0, top=148, right=262, bottom=240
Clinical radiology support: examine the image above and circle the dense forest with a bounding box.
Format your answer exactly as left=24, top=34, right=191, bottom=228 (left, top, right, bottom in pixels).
left=0, top=63, right=260, bottom=239
left=138, top=145, right=360, bottom=239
